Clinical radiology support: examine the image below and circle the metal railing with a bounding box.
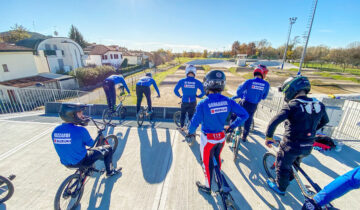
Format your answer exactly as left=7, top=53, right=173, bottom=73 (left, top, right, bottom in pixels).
left=254, top=91, right=360, bottom=144
left=0, top=87, right=98, bottom=114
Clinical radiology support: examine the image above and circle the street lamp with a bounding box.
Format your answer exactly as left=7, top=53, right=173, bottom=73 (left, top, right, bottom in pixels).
left=281, top=17, right=297, bottom=70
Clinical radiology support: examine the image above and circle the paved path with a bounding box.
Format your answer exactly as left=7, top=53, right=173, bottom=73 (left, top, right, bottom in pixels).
left=0, top=113, right=359, bottom=209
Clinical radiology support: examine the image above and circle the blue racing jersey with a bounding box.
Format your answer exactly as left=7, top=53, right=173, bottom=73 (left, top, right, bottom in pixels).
left=233, top=78, right=270, bottom=104
left=52, top=123, right=94, bottom=166
left=188, top=93, right=249, bottom=134
left=105, top=75, right=130, bottom=94
left=136, top=76, right=160, bottom=96
left=174, top=76, right=205, bottom=103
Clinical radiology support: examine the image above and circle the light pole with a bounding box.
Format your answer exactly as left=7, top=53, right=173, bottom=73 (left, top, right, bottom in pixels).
left=299, top=0, right=318, bottom=74
left=281, top=17, right=297, bottom=70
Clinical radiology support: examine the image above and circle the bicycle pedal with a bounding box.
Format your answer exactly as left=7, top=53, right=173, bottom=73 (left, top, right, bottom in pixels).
left=8, top=174, right=16, bottom=180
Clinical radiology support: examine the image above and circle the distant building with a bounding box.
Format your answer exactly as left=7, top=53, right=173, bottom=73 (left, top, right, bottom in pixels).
left=16, top=37, right=86, bottom=73
left=0, top=43, right=49, bottom=82
left=84, top=45, right=124, bottom=67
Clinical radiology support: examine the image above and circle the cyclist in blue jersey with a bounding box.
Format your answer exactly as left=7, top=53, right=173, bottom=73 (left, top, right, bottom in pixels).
left=302, top=166, right=360, bottom=210
left=136, top=72, right=160, bottom=114
left=187, top=70, right=249, bottom=193
left=174, top=64, right=205, bottom=131
left=52, top=103, right=121, bottom=177
left=103, top=74, right=130, bottom=112
left=231, top=64, right=270, bottom=142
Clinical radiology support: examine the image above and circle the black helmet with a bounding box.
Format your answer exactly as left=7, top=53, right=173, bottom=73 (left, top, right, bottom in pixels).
left=146, top=72, right=152, bottom=78
left=279, top=76, right=311, bottom=102
left=59, top=103, right=90, bottom=126
left=203, top=70, right=226, bottom=93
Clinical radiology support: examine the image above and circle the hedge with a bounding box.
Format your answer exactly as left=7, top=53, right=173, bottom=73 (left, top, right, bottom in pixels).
left=70, top=66, right=116, bottom=87
left=116, top=65, right=142, bottom=74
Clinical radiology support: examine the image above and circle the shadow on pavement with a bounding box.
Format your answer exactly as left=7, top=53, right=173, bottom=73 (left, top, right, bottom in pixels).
left=233, top=134, right=305, bottom=209
left=0, top=203, right=7, bottom=210
left=137, top=127, right=173, bottom=183
left=87, top=171, right=122, bottom=210
left=106, top=126, right=131, bottom=169
left=320, top=144, right=360, bottom=169
left=86, top=126, right=129, bottom=209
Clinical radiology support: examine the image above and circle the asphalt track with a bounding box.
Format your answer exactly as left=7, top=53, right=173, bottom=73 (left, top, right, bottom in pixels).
left=0, top=112, right=359, bottom=209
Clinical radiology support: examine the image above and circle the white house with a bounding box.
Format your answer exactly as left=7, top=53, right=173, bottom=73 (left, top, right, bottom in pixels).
left=123, top=51, right=144, bottom=65
left=0, top=43, right=49, bottom=82
left=84, top=45, right=124, bottom=67
left=16, top=37, right=86, bottom=73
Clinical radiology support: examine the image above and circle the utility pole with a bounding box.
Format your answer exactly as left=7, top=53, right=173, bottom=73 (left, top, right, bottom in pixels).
left=298, top=0, right=318, bottom=75
left=281, top=17, right=297, bottom=70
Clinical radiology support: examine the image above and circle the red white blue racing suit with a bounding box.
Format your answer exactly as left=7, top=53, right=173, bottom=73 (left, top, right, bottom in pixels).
left=188, top=93, right=249, bottom=188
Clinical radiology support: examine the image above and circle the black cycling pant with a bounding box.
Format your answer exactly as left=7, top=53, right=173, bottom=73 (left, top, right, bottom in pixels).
left=103, top=80, right=116, bottom=110
left=136, top=85, right=151, bottom=113
left=75, top=145, right=114, bottom=174
left=230, top=99, right=257, bottom=139
left=180, top=102, right=196, bottom=128
left=276, top=141, right=313, bottom=191
left=239, top=100, right=257, bottom=139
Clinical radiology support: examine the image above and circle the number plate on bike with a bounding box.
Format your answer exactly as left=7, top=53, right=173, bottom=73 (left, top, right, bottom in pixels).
left=207, top=132, right=225, bottom=140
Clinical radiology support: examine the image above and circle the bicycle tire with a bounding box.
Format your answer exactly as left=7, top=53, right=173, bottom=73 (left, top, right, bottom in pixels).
left=54, top=174, right=84, bottom=210
left=263, top=152, right=277, bottom=180
left=104, top=135, right=119, bottom=152
left=173, top=111, right=181, bottom=128
left=102, top=109, right=113, bottom=124
left=118, top=106, right=126, bottom=120
left=233, top=137, right=240, bottom=162
left=225, top=193, right=239, bottom=210
left=0, top=176, right=14, bottom=203
left=137, top=110, right=144, bottom=127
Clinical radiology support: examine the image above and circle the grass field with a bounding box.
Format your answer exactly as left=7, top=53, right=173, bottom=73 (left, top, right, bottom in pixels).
left=292, top=62, right=360, bottom=76
left=315, top=72, right=360, bottom=83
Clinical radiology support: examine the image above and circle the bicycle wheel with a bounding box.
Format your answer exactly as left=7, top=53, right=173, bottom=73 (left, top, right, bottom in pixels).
left=137, top=110, right=145, bottom=127
left=225, top=193, right=239, bottom=210
left=233, top=136, right=240, bottom=162
left=0, top=176, right=14, bottom=203
left=54, top=174, right=84, bottom=210
left=104, top=135, right=119, bottom=152
left=118, top=106, right=126, bottom=120
left=173, top=111, right=181, bottom=128
left=102, top=108, right=113, bottom=124
left=263, top=152, right=277, bottom=180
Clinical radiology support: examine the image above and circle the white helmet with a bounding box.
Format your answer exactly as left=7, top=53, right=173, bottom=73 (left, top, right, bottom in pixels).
left=185, top=64, right=197, bottom=76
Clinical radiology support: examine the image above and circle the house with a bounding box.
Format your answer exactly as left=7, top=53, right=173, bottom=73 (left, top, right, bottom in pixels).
left=0, top=43, right=49, bottom=82
left=16, top=37, right=86, bottom=73
left=123, top=51, right=145, bottom=65
left=84, top=45, right=124, bottom=67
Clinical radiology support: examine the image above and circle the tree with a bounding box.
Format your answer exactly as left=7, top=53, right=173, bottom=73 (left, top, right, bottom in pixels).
left=2, top=24, right=31, bottom=43
left=68, top=25, right=88, bottom=48
left=256, top=39, right=270, bottom=58
left=246, top=42, right=256, bottom=56
left=121, top=58, right=128, bottom=68
left=231, top=41, right=240, bottom=56
left=203, top=49, right=208, bottom=58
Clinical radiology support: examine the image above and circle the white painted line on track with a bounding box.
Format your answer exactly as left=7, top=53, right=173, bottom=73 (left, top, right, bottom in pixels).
left=154, top=122, right=162, bottom=128
left=0, top=111, right=44, bottom=120
left=0, top=126, right=54, bottom=161
left=0, top=119, right=59, bottom=126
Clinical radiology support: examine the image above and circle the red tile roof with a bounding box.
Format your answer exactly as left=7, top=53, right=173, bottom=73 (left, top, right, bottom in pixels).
left=0, top=76, right=56, bottom=88
left=87, top=45, right=128, bottom=55
left=0, top=43, right=34, bottom=52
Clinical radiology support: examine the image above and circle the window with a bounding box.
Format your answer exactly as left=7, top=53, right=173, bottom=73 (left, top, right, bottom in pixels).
left=114, top=54, right=119, bottom=59
left=102, top=55, right=105, bottom=60
left=110, top=54, right=113, bottom=59
left=105, top=55, right=108, bottom=60
left=2, top=64, right=9, bottom=72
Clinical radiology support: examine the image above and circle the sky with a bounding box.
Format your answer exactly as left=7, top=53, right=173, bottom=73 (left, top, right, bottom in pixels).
left=1, top=0, right=359, bottom=52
